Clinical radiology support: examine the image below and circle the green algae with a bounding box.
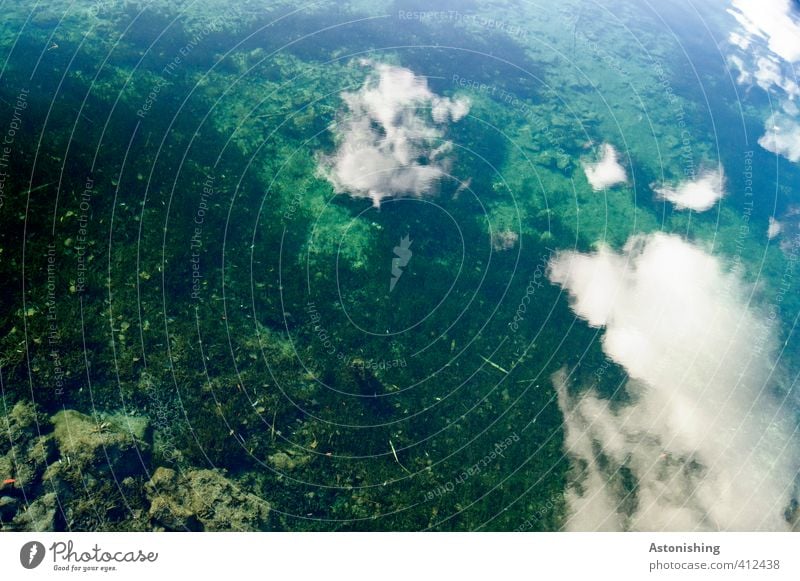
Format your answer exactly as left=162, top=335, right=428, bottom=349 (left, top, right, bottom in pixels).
left=0, top=0, right=798, bottom=532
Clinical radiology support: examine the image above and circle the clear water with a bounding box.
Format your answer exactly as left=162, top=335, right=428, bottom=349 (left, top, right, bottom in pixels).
left=0, top=0, right=798, bottom=531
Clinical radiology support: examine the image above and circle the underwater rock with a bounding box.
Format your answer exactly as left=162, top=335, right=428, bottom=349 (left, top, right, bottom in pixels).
left=0, top=400, right=56, bottom=500
left=51, top=410, right=151, bottom=479
left=146, top=468, right=203, bottom=531
left=31, top=410, right=153, bottom=530
left=2, top=402, right=159, bottom=531
left=6, top=435, right=57, bottom=493
left=268, top=451, right=311, bottom=471
left=145, top=466, right=271, bottom=531
left=11, top=492, right=58, bottom=532
left=1, top=401, right=48, bottom=456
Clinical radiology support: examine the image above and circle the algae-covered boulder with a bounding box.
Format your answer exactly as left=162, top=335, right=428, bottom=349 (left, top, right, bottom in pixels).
left=1, top=400, right=49, bottom=456
left=2, top=401, right=158, bottom=531
left=51, top=410, right=151, bottom=479
left=145, top=468, right=203, bottom=531
left=0, top=401, right=56, bottom=521
left=268, top=451, right=310, bottom=471
left=10, top=492, right=59, bottom=531
left=145, top=466, right=271, bottom=531
left=6, top=434, right=57, bottom=491
left=8, top=400, right=44, bottom=431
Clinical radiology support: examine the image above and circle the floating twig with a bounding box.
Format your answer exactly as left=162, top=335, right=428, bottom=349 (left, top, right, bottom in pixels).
left=389, top=439, right=411, bottom=474
left=479, top=355, right=509, bottom=375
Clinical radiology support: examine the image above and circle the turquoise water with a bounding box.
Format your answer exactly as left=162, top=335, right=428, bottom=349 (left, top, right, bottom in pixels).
left=0, top=0, right=798, bottom=531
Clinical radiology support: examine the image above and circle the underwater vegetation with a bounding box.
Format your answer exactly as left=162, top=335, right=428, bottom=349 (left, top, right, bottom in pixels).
left=1, top=0, right=799, bottom=531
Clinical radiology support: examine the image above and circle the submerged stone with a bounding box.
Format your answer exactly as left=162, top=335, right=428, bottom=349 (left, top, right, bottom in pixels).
left=50, top=410, right=151, bottom=479
left=144, top=466, right=270, bottom=531
left=11, top=492, right=58, bottom=532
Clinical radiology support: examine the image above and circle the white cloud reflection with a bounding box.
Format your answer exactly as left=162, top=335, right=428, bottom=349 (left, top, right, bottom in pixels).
left=728, top=0, right=800, bottom=164
left=582, top=143, right=627, bottom=191
left=319, top=62, right=469, bottom=208
left=549, top=233, right=799, bottom=531
left=654, top=168, right=726, bottom=212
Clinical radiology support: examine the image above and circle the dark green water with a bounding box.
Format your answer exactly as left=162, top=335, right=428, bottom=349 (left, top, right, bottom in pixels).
left=0, top=0, right=798, bottom=531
